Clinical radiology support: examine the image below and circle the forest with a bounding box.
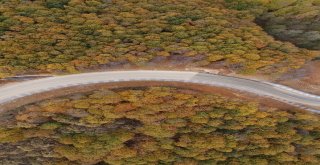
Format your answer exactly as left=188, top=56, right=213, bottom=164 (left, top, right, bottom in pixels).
left=0, top=87, right=320, bottom=164
left=0, top=1, right=320, bottom=164
left=225, top=0, right=320, bottom=50
left=0, top=0, right=317, bottom=78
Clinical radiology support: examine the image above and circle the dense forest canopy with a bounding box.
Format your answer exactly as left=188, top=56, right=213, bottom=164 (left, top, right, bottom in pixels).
left=0, top=0, right=316, bottom=78
left=0, top=87, right=320, bottom=164
left=225, top=0, right=320, bottom=50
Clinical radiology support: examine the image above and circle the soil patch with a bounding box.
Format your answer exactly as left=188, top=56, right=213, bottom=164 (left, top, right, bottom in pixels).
left=276, top=60, right=320, bottom=95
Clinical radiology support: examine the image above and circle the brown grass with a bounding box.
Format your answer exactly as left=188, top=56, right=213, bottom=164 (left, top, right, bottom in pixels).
left=277, top=60, right=320, bottom=95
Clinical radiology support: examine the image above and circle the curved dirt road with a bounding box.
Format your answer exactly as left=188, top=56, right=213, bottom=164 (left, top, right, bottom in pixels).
left=0, top=70, right=319, bottom=113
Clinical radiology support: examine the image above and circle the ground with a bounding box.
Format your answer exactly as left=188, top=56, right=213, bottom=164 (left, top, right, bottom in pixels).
left=277, top=60, right=320, bottom=95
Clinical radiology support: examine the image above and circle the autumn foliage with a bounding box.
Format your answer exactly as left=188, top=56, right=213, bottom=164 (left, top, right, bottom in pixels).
left=0, top=87, right=320, bottom=164
left=0, top=0, right=316, bottom=78
left=225, top=0, right=320, bottom=50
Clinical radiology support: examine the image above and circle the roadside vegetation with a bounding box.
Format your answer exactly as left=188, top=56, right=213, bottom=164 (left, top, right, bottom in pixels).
left=0, top=0, right=316, bottom=78
left=0, top=87, right=319, bottom=164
